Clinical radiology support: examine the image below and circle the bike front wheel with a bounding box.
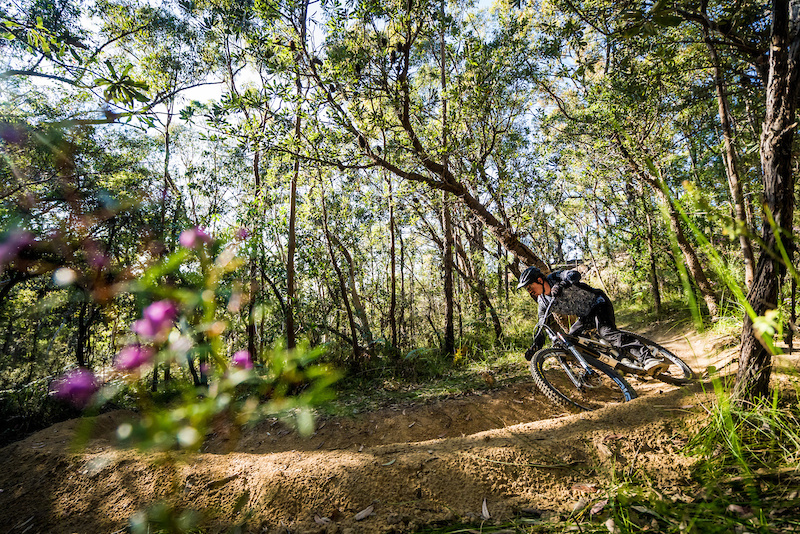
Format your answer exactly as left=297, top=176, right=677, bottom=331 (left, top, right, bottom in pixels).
left=530, top=348, right=637, bottom=411
left=620, top=330, right=696, bottom=385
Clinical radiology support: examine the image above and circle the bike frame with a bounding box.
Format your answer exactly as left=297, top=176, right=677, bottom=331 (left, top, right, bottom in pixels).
left=532, top=299, right=648, bottom=381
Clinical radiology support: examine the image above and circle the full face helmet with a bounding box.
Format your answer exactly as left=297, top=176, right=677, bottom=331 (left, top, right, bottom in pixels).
left=516, top=266, right=544, bottom=289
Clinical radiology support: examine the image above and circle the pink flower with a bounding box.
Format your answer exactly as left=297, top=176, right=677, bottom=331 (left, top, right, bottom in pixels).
left=179, top=227, right=212, bottom=249
left=236, top=227, right=250, bottom=240
left=232, top=350, right=253, bottom=370
left=144, top=300, right=177, bottom=327
left=52, top=368, right=98, bottom=407
left=115, top=345, right=155, bottom=371
left=132, top=300, right=177, bottom=339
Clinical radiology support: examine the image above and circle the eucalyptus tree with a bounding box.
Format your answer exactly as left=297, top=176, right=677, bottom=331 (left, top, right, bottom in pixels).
left=288, top=0, right=546, bottom=278
left=523, top=0, right=730, bottom=318
left=528, top=0, right=797, bottom=399
left=733, top=0, right=799, bottom=401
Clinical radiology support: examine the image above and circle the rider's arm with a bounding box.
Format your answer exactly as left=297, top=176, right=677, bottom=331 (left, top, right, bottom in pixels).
left=557, top=269, right=581, bottom=286
left=550, top=269, right=580, bottom=297
left=528, top=296, right=552, bottom=355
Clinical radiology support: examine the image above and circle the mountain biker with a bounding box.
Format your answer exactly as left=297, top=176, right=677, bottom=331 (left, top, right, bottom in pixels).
left=517, top=265, right=669, bottom=376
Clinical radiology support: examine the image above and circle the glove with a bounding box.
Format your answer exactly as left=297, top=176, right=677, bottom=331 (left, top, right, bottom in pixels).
left=524, top=346, right=537, bottom=361
left=525, top=333, right=546, bottom=360
left=550, top=282, right=565, bottom=298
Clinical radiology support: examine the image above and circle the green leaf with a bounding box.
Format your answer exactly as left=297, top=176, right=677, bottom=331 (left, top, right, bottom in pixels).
left=105, top=59, right=117, bottom=79
left=652, top=14, right=683, bottom=27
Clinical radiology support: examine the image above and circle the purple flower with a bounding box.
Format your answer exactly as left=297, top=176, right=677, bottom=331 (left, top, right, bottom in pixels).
left=179, top=227, right=212, bottom=249
left=144, top=300, right=177, bottom=327
left=52, top=368, right=98, bottom=407
left=132, top=300, right=177, bottom=339
left=115, top=345, right=155, bottom=371
left=0, top=230, right=34, bottom=268
left=236, top=227, right=250, bottom=240
left=232, top=350, right=253, bottom=370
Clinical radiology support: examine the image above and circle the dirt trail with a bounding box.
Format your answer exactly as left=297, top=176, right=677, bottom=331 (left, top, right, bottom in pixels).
left=0, top=326, right=743, bottom=534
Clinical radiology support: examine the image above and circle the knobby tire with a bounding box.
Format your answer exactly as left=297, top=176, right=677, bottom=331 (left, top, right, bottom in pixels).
left=620, top=330, right=695, bottom=385
left=530, top=348, right=637, bottom=412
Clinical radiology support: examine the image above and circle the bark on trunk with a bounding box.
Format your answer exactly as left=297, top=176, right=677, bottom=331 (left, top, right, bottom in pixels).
left=330, top=234, right=373, bottom=345
left=735, top=0, right=799, bottom=402
left=286, top=0, right=309, bottom=350
left=644, top=205, right=663, bottom=317
left=442, top=191, right=455, bottom=356
left=321, top=191, right=361, bottom=365
left=704, top=32, right=756, bottom=289
left=388, top=176, right=398, bottom=350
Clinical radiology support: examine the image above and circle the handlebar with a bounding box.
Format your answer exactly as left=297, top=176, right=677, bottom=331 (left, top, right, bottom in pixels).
left=532, top=296, right=559, bottom=343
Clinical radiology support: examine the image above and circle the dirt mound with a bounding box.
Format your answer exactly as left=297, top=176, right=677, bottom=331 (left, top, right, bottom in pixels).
left=0, top=327, right=736, bottom=534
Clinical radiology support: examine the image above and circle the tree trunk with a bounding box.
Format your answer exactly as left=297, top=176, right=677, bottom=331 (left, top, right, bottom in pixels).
left=735, top=0, right=799, bottom=402
left=786, top=276, right=796, bottom=353
left=76, top=298, right=88, bottom=368
left=321, top=189, right=361, bottom=365
left=453, top=254, right=503, bottom=341
left=388, top=175, right=398, bottom=350
left=247, top=146, right=261, bottom=363
left=613, top=132, right=720, bottom=318
left=286, top=1, right=309, bottom=350
left=704, top=31, right=756, bottom=289
left=644, top=203, right=663, bottom=317
left=440, top=4, right=454, bottom=357
left=442, top=191, right=455, bottom=356
left=468, top=218, right=487, bottom=321
left=330, top=233, right=373, bottom=345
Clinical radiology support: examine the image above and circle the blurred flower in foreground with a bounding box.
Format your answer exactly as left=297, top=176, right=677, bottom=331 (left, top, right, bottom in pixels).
left=52, top=368, right=99, bottom=407
left=132, top=300, right=177, bottom=339
left=179, top=227, right=212, bottom=249
left=232, top=350, right=253, bottom=370
left=0, top=230, right=34, bottom=270
left=115, top=345, right=155, bottom=371
left=0, top=122, right=26, bottom=144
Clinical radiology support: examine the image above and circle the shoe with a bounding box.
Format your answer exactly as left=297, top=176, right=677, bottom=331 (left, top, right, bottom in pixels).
left=641, top=356, right=669, bottom=376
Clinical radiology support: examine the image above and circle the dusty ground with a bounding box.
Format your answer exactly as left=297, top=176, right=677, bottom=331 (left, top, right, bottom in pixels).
left=0, top=324, right=772, bottom=534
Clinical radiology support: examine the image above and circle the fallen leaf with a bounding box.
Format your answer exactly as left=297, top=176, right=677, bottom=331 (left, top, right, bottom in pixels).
left=605, top=517, right=621, bottom=534
left=596, top=442, right=613, bottom=459
left=481, top=497, right=491, bottom=520
left=382, top=459, right=396, bottom=466
left=631, top=505, right=658, bottom=516
left=570, top=498, right=588, bottom=516
left=571, top=483, right=598, bottom=493
left=591, top=499, right=608, bottom=515
left=354, top=505, right=374, bottom=521
left=314, top=515, right=331, bottom=525
left=603, top=434, right=625, bottom=442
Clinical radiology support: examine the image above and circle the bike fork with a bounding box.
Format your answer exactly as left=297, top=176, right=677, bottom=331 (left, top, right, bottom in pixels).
left=557, top=334, right=594, bottom=389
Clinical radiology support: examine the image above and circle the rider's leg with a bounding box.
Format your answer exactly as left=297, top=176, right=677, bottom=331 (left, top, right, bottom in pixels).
left=591, top=302, right=667, bottom=374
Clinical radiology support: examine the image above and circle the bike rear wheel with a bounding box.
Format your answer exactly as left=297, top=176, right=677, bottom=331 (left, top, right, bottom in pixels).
left=530, top=348, right=637, bottom=411
left=620, top=330, right=696, bottom=385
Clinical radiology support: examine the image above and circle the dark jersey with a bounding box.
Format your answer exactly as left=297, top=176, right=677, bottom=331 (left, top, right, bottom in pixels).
left=535, top=269, right=605, bottom=323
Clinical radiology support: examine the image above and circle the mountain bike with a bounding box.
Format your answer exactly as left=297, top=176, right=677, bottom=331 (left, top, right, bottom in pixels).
left=528, top=299, right=696, bottom=411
